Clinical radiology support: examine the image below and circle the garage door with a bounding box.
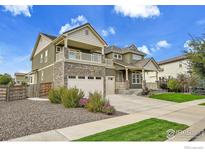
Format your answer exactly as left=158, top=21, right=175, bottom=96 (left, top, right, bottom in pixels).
left=67, top=76, right=104, bottom=96
left=106, top=76, right=115, bottom=95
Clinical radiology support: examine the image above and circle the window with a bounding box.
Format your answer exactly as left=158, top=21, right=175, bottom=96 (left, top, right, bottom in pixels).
left=179, top=64, right=182, bottom=68
left=85, top=29, right=89, bottom=35
left=133, top=54, right=142, bottom=60
left=96, top=77, right=102, bottom=80
left=41, top=71, right=44, bottom=81
left=44, top=50, right=48, bottom=63
left=88, top=76, right=94, bottom=79
left=78, top=76, right=85, bottom=79
left=113, top=53, right=122, bottom=60
left=132, top=72, right=142, bottom=84
left=56, top=46, right=61, bottom=53
left=68, top=76, right=76, bottom=79
left=68, top=49, right=80, bottom=60
left=40, top=53, right=43, bottom=63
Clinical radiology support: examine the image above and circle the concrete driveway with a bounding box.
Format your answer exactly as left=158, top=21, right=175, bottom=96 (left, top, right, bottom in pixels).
left=107, top=94, right=205, bottom=126
left=107, top=94, right=174, bottom=114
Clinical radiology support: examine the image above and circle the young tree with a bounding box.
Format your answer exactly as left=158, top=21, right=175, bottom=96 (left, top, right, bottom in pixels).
left=185, top=36, right=205, bottom=78
left=0, top=73, right=13, bottom=85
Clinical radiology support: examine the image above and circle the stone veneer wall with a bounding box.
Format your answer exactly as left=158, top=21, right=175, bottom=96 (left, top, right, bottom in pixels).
left=64, top=62, right=106, bottom=96
left=53, top=61, right=64, bottom=88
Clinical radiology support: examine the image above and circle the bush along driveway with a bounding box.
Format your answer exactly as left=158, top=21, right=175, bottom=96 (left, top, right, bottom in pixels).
left=149, top=93, right=205, bottom=103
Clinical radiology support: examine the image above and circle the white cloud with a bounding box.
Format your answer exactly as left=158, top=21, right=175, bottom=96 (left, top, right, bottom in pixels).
left=138, top=45, right=151, bottom=55
left=196, top=19, right=205, bottom=25
left=114, top=5, right=160, bottom=18
left=2, top=5, right=32, bottom=17
left=156, top=40, right=171, bottom=50
left=101, top=26, right=116, bottom=37
left=59, top=15, right=88, bottom=34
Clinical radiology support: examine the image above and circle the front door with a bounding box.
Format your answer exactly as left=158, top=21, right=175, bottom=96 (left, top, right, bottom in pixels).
left=116, top=71, right=124, bottom=82
left=105, top=76, right=115, bottom=95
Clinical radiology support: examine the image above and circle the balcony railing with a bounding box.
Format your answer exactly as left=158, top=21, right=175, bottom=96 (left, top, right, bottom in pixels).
left=55, top=47, right=113, bottom=66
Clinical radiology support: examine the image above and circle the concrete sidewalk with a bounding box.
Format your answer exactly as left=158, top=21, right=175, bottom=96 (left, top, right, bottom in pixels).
left=10, top=113, right=152, bottom=141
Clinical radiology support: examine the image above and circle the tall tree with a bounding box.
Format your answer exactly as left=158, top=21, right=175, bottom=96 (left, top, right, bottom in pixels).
left=185, top=35, right=205, bottom=78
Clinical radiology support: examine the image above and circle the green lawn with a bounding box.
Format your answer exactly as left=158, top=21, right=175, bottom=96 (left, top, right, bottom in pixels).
left=149, top=93, right=205, bottom=103
left=77, top=118, right=188, bottom=141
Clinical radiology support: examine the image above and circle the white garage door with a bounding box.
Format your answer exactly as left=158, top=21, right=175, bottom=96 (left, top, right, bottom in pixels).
left=67, top=76, right=104, bottom=96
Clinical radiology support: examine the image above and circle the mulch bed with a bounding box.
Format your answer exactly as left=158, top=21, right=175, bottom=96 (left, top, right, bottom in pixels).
left=0, top=100, right=125, bottom=141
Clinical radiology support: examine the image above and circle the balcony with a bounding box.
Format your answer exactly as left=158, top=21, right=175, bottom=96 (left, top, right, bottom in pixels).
left=56, top=47, right=113, bottom=66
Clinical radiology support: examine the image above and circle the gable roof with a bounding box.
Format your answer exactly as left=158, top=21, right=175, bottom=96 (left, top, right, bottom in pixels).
left=105, top=44, right=146, bottom=56
left=158, top=54, right=187, bottom=65
left=62, top=23, right=107, bottom=46
left=113, top=58, right=160, bottom=71
left=30, top=23, right=107, bottom=60
left=30, top=33, right=56, bottom=60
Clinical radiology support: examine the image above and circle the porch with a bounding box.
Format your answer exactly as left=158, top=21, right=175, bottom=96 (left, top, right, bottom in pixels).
left=114, top=62, right=159, bottom=92
left=55, top=38, right=113, bottom=66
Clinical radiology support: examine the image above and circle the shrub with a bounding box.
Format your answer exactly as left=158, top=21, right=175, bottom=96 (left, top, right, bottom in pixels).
left=48, top=88, right=63, bottom=104
left=86, top=91, right=105, bottom=112
left=167, top=79, right=181, bottom=92
left=79, top=98, right=89, bottom=107
left=160, top=83, right=167, bottom=89
left=101, top=102, right=115, bottom=115
left=141, top=87, right=150, bottom=95
left=61, top=87, right=84, bottom=108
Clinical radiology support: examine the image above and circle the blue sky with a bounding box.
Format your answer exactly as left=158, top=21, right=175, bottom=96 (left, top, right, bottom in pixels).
left=0, top=5, right=205, bottom=75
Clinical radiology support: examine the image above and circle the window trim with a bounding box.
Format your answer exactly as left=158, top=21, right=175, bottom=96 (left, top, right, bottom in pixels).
left=40, top=53, right=43, bottom=63
left=132, top=72, right=142, bottom=84
left=44, top=50, right=48, bottom=63
left=113, top=53, right=122, bottom=60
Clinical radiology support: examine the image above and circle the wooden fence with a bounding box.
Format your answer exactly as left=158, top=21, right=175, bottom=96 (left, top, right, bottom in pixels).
left=0, top=85, right=26, bottom=102
left=26, top=82, right=52, bottom=98
left=0, top=82, right=52, bottom=101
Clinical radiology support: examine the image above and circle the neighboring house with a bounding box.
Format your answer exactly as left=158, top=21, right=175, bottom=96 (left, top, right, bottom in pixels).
left=14, top=73, right=28, bottom=85
left=146, top=54, right=189, bottom=81
left=28, top=23, right=160, bottom=96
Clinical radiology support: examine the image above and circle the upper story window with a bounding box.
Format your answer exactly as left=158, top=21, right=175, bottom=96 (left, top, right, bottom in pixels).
left=40, top=53, right=43, bottom=63
left=68, top=49, right=80, bottom=60
left=44, top=50, right=48, bottom=63
left=113, top=53, right=122, bottom=60
left=179, top=63, right=182, bottom=68
left=133, top=54, right=142, bottom=60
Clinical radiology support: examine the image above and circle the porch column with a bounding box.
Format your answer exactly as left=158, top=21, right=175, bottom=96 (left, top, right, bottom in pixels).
left=142, top=69, right=146, bottom=89
left=125, top=68, right=129, bottom=81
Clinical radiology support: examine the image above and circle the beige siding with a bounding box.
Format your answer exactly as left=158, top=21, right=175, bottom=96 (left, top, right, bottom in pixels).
left=34, top=35, right=52, bottom=56
left=123, top=53, right=132, bottom=64
left=32, top=44, right=55, bottom=70
left=105, top=53, right=114, bottom=59
left=144, top=60, right=158, bottom=71
left=66, top=27, right=104, bottom=48
left=37, top=66, right=54, bottom=84
left=159, top=59, right=189, bottom=78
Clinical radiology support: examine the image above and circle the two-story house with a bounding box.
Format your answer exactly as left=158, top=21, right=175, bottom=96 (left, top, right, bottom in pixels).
left=28, top=23, right=160, bottom=96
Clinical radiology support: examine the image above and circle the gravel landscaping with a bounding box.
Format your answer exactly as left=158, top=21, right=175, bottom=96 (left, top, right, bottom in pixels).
left=0, top=100, right=125, bottom=141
